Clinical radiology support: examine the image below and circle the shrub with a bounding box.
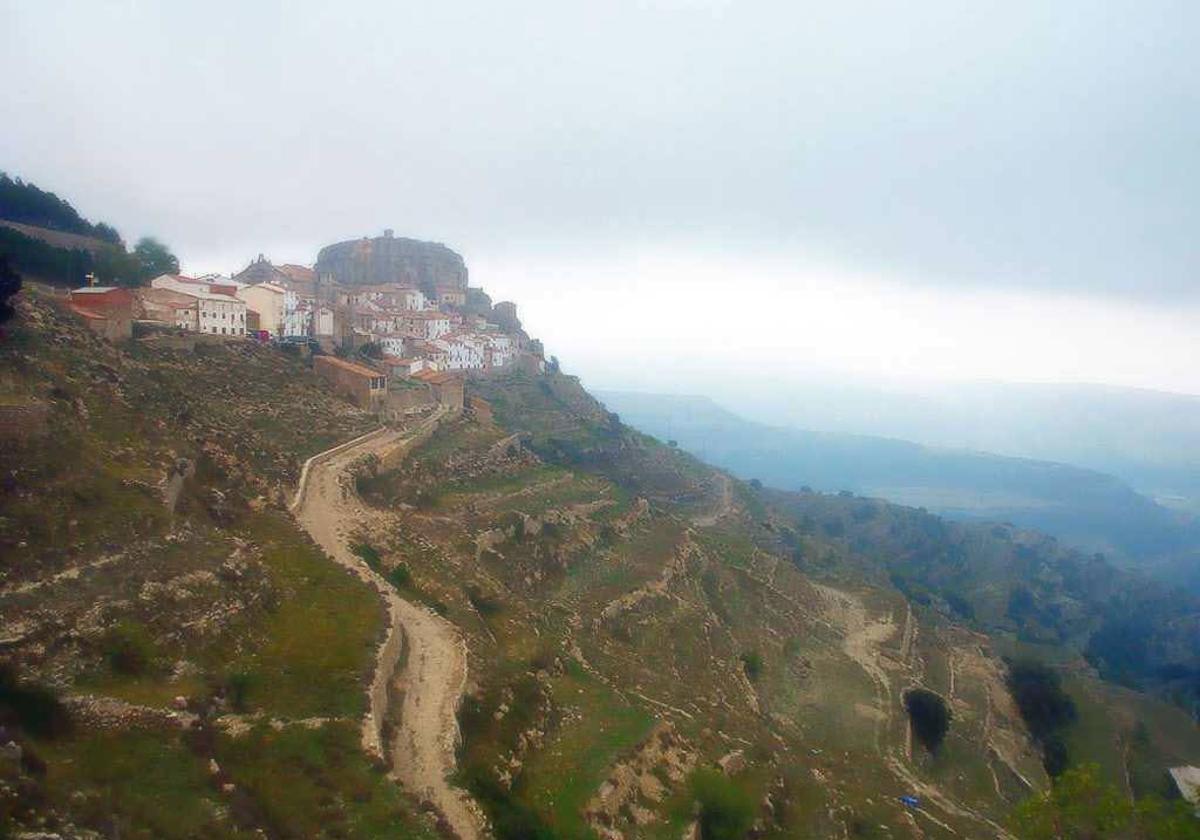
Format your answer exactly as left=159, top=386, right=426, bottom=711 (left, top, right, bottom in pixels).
left=466, top=584, right=502, bottom=617
left=102, top=620, right=157, bottom=676
left=904, top=688, right=951, bottom=754
left=225, top=671, right=254, bottom=712
left=349, top=542, right=382, bottom=570
left=1006, top=659, right=1077, bottom=776
left=387, top=564, right=412, bottom=589
left=692, top=768, right=755, bottom=840
left=740, top=651, right=764, bottom=682
left=0, top=664, right=71, bottom=739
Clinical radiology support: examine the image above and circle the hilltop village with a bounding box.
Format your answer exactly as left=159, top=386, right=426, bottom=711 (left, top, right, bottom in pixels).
left=61, top=230, right=547, bottom=414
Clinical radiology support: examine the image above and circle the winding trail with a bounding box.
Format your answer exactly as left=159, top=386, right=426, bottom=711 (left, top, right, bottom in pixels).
left=811, top=583, right=1017, bottom=840
left=691, top=472, right=733, bottom=527
left=291, top=411, right=484, bottom=840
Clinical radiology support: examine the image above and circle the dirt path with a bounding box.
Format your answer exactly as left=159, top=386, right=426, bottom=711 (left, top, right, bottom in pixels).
left=812, top=583, right=1016, bottom=839
left=291, top=411, right=484, bottom=840
left=691, top=473, right=733, bottom=527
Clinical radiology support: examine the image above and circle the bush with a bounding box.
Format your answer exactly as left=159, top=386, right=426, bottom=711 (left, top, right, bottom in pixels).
left=102, top=620, right=157, bottom=676
left=387, top=564, right=412, bottom=589
left=225, top=671, right=254, bottom=712
left=1006, top=659, right=1077, bottom=776
left=739, top=651, right=764, bottom=682
left=349, top=542, right=382, bottom=570
left=0, top=664, right=71, bottom=739
left=692, top=768, right=755, bottom=840
left=466, top=584, right=502, bottom=617
left=904, top=688, right=951, bottom=754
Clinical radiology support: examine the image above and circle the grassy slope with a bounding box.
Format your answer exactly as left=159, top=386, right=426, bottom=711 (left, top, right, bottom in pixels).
left=0, top=292, right=436, bottom=838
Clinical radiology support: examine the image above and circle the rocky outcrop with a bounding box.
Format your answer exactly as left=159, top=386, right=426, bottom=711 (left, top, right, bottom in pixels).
left=315, top=231, right=468, bottom=291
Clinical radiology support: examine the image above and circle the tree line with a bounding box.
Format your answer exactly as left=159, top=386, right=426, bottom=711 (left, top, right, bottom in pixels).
left=0, top=173, right=178, bottom=288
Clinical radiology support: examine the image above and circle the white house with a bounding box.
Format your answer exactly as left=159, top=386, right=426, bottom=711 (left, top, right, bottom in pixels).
left=282, top=301, right=310, bottom=337
left=378, top=334, right=407, bottom=357
left=150, top=274, right=247, bottom=336
left=401, top=310, right=452, bottom=341
left=312, top=305, right=335, bottom=338
left=398, top=287, right=427, bottom=311
left=485, top=333, right=515, bottom=368
left=195, top=290, right=247, bottom=336
left=434, top=334, right=485, bottom=370
left=383, top=356, right=427, bottom=377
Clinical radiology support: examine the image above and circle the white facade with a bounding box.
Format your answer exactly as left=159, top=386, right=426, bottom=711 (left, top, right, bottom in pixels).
left=282, top=297, right=310, bottom=337
left=401, top=311, right=452, bottom=340
left=399, top=288, right=428, bottom=311
left=313, top=306, right=335, bottom=337
left=150, top=275, right=246, bottom=335
left=196, top=291, right=247, bottom=336
left=434, top=335, right=485, bottom=370
left=379, top=334, right=407, bottom=357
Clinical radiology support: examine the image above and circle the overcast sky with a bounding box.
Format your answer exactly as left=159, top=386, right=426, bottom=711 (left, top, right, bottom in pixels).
left=3, top=0, right=1198, bottom=393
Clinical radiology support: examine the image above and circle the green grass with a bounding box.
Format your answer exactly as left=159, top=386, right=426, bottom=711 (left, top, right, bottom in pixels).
left=215, top=722, right=437, bottom=839
left=224, top=512, right=383, bottom=719
left=37, top=730, right=223, bottom=839
left=518, top=671, right=654, bottom=838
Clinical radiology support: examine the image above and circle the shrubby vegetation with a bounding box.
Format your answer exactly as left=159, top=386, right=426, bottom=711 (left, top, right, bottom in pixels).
left=904, top=687, right=951, bottom=754
left=0, top=254, right=20, bottom=324
left=0, top=664, right=71, bottom=739
left=1006, top=660, right=1077, bottom=777
left=691, top=769, right=755, bottom=840
left=1010, top=763, right=1200, bottom=839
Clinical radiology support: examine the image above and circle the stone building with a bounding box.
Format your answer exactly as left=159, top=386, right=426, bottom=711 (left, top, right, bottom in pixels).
left=313, top=355, right=387, bottom=409
left=412, top=369, right=464, bottom=411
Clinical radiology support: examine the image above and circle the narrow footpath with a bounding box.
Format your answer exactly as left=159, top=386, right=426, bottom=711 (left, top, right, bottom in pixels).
left=290, top=410, right=484, bottom=840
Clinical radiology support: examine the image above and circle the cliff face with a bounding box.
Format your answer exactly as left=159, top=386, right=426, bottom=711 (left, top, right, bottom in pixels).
left=315, top=232, right=468, bottom=291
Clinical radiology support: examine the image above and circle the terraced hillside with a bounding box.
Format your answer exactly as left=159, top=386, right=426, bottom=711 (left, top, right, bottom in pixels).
left=348, top=371, right=1200, bottom=838
left=4, top=291, right=1198, bottom=839
left=0, top=292, right=440, bottom=838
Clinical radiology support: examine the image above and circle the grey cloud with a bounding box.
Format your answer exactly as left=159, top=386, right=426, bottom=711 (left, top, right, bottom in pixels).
left=1, top=0, right=1196, bottom=298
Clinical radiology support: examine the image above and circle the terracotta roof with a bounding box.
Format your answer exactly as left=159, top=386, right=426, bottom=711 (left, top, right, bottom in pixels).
left=412, top=369, right=462, bottom=385
left=315, top=355, right=383, bottom=379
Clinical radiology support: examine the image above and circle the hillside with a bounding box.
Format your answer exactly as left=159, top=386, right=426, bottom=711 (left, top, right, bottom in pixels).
left=349, top=372, right=1200, bottom=837
left=0, top=291, right=440, bottom=838
left=3, top=292, right=1199, bottom=838
left=599, top=390, right=1200, bottom=592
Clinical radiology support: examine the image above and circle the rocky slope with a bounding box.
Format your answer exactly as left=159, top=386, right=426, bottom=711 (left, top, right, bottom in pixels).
left=0, top=292, right=439, bottom=838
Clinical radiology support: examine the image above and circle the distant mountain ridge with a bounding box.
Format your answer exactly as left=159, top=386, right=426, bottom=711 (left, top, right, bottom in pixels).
left=599, top=390, right=1200, bottom=591
left=711, top=379, right=1200, bottom=512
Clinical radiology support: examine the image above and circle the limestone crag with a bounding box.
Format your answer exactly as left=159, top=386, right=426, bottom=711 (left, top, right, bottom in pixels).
left=315, top=232, right=468, bottom=291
